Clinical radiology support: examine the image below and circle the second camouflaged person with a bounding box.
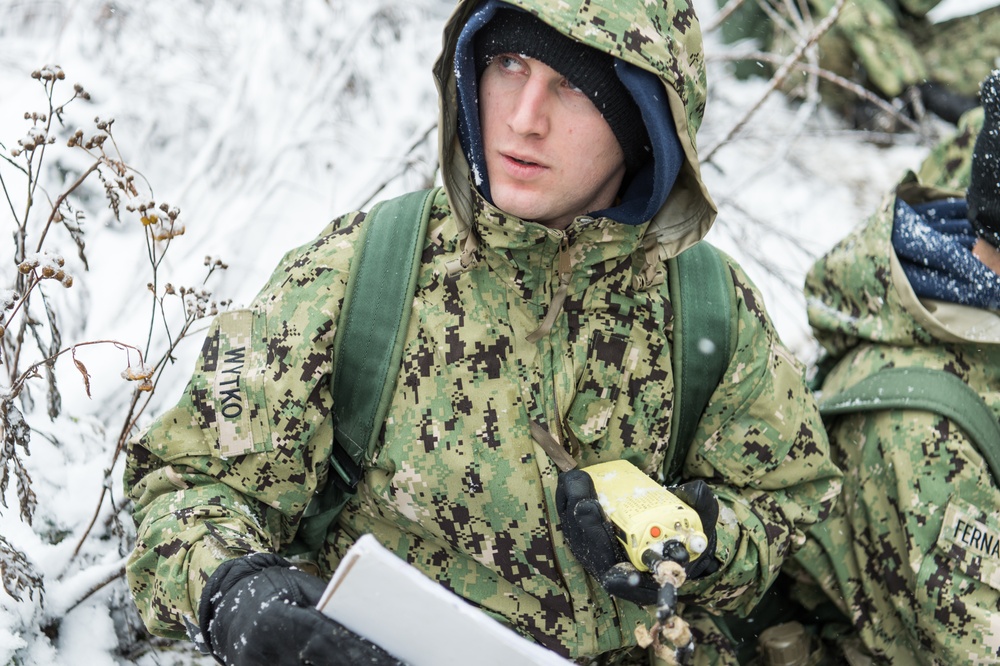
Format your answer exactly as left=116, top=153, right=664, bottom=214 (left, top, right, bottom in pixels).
left=776, top=72, right=1000, bottom=664
left=124, top=1, right=842, bottom=664
left=716, top=0, right=1000, bottom=129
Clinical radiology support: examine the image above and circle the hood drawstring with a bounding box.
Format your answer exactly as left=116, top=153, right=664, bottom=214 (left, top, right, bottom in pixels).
left=526, top=235, right=571, bottom=343
left=632, top=233, right=664, bottom=291
left=445, top=228, right=481, bottom=277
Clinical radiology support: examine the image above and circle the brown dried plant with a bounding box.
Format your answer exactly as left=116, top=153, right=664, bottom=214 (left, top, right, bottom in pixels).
left=0, top=65, right=228, bottom=607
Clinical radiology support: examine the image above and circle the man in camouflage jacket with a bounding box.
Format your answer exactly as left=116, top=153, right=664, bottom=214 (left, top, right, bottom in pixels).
left=786, top=72, right=1000, bottom=663
left=124, top=0, right=841, bottom=663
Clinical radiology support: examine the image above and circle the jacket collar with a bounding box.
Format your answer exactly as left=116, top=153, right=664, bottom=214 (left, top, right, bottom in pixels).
left=470, top=188, right=648, bottom=302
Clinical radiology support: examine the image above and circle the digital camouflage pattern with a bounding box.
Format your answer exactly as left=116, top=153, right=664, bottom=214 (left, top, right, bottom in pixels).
left=916, top=107, right=985, bottom=192
left=717, top=0, right=1000, bottom=117
left=125, top=0, right=842, bottom=662
left=788, top=113, right=1000, bottom=663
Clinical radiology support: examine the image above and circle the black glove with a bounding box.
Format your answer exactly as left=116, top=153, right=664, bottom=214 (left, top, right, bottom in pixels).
left=969, top=71, right=1000, bottom=249
left=669, top=479, right=720, bottom=580
left=556, top=471, right=722, bottom=607
left=556, top=469, right=659, bottom=606
left=199, top=553, right=404, bottom=666
left=914, top=81, right=978, bottom=125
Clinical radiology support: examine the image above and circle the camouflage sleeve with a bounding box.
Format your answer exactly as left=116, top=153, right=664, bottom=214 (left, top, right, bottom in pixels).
left=813, top=0, right=927, bottom=98
left=679, top=259, right=842, bottom=615
left=916, top=105, right=983, bottom=192
left=124, top=212, right=365, bottom=639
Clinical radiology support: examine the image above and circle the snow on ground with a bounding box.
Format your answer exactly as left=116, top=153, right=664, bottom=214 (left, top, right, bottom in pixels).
left=0, top=0, right=980, bottom=663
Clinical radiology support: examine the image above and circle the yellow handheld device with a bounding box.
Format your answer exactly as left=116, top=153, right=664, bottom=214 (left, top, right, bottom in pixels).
left=582, top=460, right=707, bottom=572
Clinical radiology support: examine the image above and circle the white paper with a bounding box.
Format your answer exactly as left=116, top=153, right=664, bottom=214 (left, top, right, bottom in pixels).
left=317, top=534, right=573, bottom=666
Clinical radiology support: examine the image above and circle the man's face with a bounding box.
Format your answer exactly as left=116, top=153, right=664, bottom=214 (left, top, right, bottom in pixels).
left=479, top=54, right=627, bottom=230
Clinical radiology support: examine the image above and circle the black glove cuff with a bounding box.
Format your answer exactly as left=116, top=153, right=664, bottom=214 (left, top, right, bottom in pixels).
left=198, top=552, right=292, bottom=658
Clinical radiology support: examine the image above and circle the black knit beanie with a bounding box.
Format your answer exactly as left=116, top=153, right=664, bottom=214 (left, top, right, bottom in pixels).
left=969, top=70, right=1000, bottom=248
left=474, top=9, right=651, bottom=174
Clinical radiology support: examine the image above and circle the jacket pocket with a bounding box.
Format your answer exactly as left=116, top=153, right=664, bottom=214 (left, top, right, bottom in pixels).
left=566, top=330, right=632, bottom=451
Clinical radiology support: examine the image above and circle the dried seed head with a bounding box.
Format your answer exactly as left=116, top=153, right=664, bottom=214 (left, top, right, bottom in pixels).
left=0, top=290, right=19, bottom=311
left=122, top=364, right=154, bottom=381
left=153, top=223, right=185, bottom=241
left=61, top=275, right=73, bottom=288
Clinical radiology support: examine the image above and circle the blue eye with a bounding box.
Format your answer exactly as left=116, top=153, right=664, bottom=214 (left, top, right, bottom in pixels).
left=494, top=54, right=525, bottom=72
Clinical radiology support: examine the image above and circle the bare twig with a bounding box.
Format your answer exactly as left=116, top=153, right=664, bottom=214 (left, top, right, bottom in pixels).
left=357, top=121, right=437, bottom=210
left=701, top=0, right=847, bottom=163
left=33, top=161, right=100, bottom=254
left=755, top=0, right=797, bottom=39
left=57, top=558, right=127, bottom=615
left=703, top=0, right=753, bottom=33
left=710, top=50, right=924, bottom=135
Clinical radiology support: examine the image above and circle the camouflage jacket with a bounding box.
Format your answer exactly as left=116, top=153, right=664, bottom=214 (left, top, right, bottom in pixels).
left=722, top=0, right=1000, bottom=103
left=792, top=114, right=1000, bottom=664
left=125, top=0, right=841, bottom=660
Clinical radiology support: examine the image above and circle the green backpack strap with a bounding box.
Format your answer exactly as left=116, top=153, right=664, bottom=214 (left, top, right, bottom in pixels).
left=288, top=187, right=437, bottom=555
left=663, top=241, right=738, bottom=485
left=819, top=366, right=1000, bottom=485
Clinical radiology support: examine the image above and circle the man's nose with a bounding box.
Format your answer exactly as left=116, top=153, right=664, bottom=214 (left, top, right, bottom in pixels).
left=508, top=77, right=551, bottom=137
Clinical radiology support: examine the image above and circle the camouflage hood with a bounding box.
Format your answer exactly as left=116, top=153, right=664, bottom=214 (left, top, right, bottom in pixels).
left=805, top=175, right=1000, bottom=366
left=432, top=0, right=716, bottom=260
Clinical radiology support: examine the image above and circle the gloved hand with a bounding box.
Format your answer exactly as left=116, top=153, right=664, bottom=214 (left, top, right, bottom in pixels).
left=556, top=470, right=721, bottom=607
left=669, top=479, right=720, bottom=579
left=913, top=81, right=978, bottom=125
left=199, top=552, right=404, bottom=666
left=968, top=70, right=1000, bottom=248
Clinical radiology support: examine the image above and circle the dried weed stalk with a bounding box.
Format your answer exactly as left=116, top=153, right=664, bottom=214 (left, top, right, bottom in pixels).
left=0, top=66, right=228, bottom=607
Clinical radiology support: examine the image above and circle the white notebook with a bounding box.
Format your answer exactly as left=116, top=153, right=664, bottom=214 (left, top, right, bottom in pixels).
left=317, top=534, right=573, bottom=666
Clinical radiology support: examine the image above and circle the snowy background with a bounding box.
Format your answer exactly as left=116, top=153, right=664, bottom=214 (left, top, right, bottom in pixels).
left=0, top=0, right=992, bottom=664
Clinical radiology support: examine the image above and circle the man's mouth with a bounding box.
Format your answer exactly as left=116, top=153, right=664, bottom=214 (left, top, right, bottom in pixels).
left=504, top=152, right=543, bottom=168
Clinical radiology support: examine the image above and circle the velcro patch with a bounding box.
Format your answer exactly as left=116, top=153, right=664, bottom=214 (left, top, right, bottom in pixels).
left=937, top=498, right=1000, bottom=591
left=214, top=310, right=261, bottom=458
